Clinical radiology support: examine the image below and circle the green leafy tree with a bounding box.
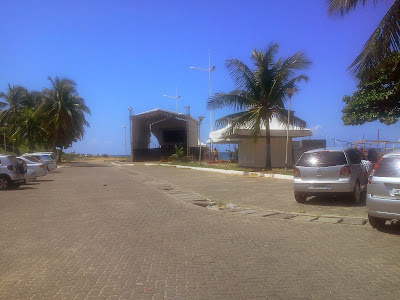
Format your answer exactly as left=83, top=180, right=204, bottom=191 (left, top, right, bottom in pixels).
left=40, top=76, right=90, bottom=161
left=328, top=0, right=400, bottom=78
left=207, top=43, right=311, bottom=170
left=342, top=52, right=400, bottom=125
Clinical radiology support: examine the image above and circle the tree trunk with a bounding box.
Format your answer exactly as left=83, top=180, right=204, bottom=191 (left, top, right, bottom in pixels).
left=57, top=148, right=62, bottom=163
left=264, top=117, right=272, bottom=171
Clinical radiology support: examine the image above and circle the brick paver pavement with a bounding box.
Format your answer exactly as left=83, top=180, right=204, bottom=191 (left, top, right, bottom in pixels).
left=118, top=163, right=368, bottom=218
left=0, top=162, right=399, bottom=299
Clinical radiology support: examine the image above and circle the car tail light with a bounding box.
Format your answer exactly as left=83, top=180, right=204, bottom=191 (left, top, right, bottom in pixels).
left=7, top=165, right=13, bottom=171
left=39, top=164, right=46, bottom=169
left=294, top=167, right=300, bottom=177
left=340, top=166, right=351, bottom=175
left=368, top=160, right=381, bottom=184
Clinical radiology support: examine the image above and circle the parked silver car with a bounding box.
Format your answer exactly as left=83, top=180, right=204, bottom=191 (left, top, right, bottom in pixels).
left=22, top=153, right=57, bottom=171
left=0, top=155, right=27, bottom=190
left=17, top=156, right=49, bottom=177
left=366, top=152, right=400, bottom=228
left=293, top=148, right=368, bottom=204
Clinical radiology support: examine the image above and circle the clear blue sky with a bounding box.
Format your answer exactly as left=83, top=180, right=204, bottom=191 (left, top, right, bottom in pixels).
left=0, top=0, right=396, bottom=154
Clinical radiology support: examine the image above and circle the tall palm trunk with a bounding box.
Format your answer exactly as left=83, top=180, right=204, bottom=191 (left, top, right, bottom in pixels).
left=57, top=148, right=62, bottom=163
left=264, top=116, right=272, bottom=170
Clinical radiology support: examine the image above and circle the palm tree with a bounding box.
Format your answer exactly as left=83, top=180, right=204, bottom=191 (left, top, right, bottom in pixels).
left=40, top=76, right=90, bottom=162
left=207, top=43, right=311, bottom=170
left=0, top=84, right=29, bottom=153
left=11, top=107, right=46, bottom=152
left=0, top=84, right=28, bottom=125
left=327, top=0, right=400, bottom=78
left=22, top=90, right=43, bottom=108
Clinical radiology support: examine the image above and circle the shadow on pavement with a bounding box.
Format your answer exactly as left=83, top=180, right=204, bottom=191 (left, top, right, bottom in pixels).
left=304, top=195, right=366, bottom=207
left=375, top=222, right=400, bottom=235
left=35, top=179, right=54, bottom=182
left=9, top=186, right=36, bottom=191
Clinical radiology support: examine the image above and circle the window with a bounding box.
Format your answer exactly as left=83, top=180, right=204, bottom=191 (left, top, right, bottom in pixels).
left=297, top=151, right=347, bottom=167
left=374, top=157, right=400, bottom=177
left=346, top=149, right=361, bottom=164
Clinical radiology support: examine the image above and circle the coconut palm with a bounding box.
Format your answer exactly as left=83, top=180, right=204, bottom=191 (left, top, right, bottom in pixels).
left=207, top=43, right=311, bottom=170
left=11, top=107, right=46, bottom=152
left=327, top=0, right=400, bottom=78
left=22, top=90, right=43, bottom=108
left=0, top=84, right=28, bottom=125
left=40, top=76, right=90, bottom=161
left=0, top=84, right=29, bottom=153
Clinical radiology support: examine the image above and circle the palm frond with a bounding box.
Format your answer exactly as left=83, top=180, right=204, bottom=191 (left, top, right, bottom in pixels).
left=207, top=91, right=252, bottom=111
left=327, top=0, right=382, bottom=17
left=225, top=59, right=257, bottom=92
left=273, top=109, right=307, bottom=128
left=349, top=0, right=400, bottom=77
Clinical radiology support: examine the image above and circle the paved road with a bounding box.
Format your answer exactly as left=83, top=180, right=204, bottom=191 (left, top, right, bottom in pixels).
left=0, top=162, right=400, bottom=299
left=120, top=163, right=368, bottom=218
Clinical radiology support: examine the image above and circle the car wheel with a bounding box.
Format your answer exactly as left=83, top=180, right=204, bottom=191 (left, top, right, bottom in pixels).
left=368, top=214, right=386, bottom=228
left=294, top=192, right=307, bottom=203
left=0, top=176, right=10, bottom=190
left=352, top=181, right=361, bottom=204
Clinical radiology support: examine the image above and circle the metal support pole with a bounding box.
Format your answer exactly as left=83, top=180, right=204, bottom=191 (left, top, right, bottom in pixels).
left=285, top=88, right=297, bottom=172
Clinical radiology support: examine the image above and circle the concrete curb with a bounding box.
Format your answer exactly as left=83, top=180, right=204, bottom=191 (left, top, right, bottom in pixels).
left=144, top=163, right=294, bottom=180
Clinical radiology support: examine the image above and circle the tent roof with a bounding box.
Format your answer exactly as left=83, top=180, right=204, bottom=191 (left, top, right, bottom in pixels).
left=132, top=108, right=198, bottom=124
left=208, top=117, right=312, bottom=143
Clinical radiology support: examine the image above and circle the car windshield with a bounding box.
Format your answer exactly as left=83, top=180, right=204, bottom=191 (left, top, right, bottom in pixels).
left=297, top=151, right=347, bottom=167
left=374, top=156, right=400, bottom=178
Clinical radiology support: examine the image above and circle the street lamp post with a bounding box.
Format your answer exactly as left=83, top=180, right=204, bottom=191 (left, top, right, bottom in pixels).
left=121, top=126, right=127, bottom=158
left=163, top=88, right=181, bottom=112
left=190, top=49, right=216, bottom=159
left=285, top=88, right=297, bottom=172
left=198, top=116, right=205, bottom=164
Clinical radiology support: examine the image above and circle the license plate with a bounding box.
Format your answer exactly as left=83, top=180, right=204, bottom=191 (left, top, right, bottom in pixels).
left=392, top=188, right=400, bottom=195
left=309, top=185, right=331, bottom=190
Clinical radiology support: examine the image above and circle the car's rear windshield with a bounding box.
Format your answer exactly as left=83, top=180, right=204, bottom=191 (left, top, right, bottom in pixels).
left=297, top=151, right=347, bottom=167
left=374, top=157, right=400, bottom=177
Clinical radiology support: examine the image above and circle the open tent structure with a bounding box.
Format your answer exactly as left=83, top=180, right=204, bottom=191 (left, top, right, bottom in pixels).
left=208, top=117, right=312, bottom=168
left=130, top=109, right=199, bottom=161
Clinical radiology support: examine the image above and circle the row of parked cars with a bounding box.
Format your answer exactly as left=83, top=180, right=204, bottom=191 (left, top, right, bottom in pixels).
left=293, top=147, right=400, bottom=229
left=0, top=152, right=57, bottom=190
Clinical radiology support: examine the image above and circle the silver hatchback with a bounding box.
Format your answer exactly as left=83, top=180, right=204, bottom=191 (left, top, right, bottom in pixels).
left=293, top=148, right=368, bottom=204
left=366, top=152, right=400, bottom=228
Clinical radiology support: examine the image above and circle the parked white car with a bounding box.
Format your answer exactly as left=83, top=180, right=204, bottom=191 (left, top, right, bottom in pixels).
left=22, top=153, right=57, bottom=171
left=17, top=156, right=49, bottom=177
left=0, top=155, right=27, bottom=190
left=367, top=151, right=400, bottom=228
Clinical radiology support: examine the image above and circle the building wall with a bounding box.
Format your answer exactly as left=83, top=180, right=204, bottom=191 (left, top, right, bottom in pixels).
left=238, top=137, right=293, bottom=168
left=132, top=118, right=151, bottom=149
